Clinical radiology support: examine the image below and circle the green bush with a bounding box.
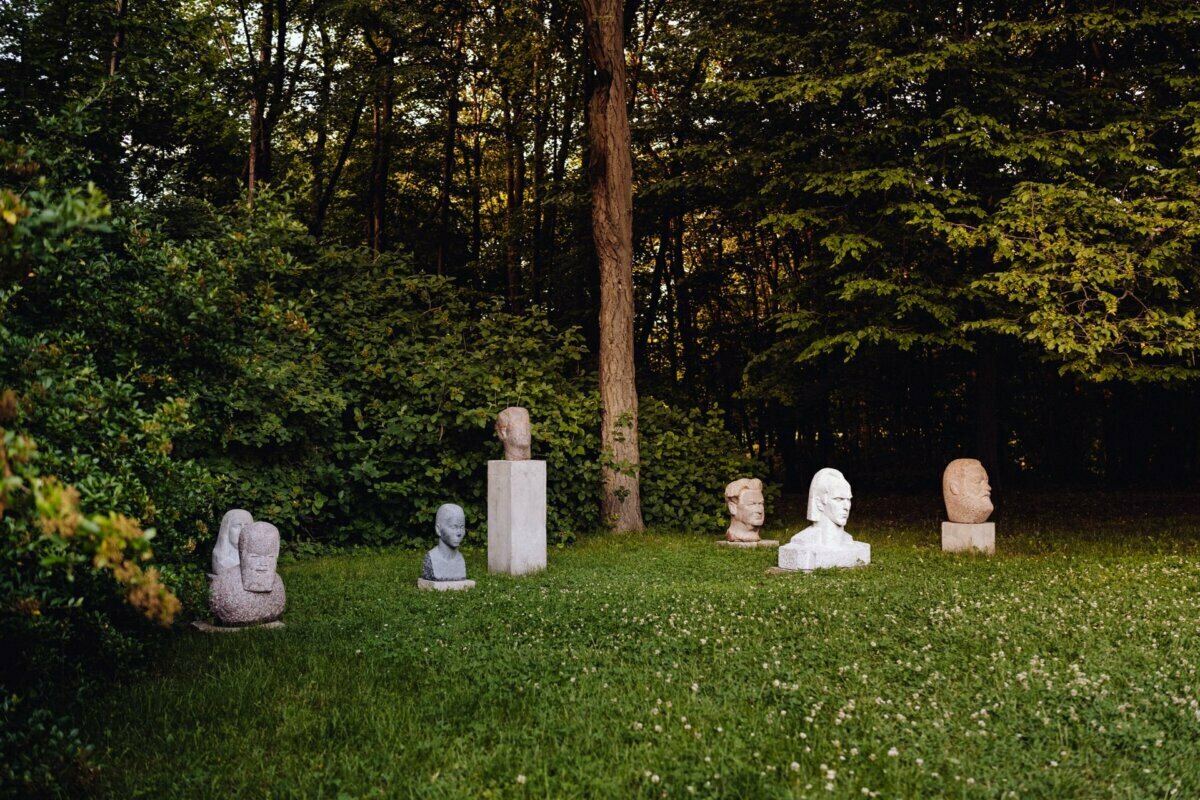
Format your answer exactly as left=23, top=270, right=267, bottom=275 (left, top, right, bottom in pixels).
left=2, top=180, right=760, bottom=555
left=0, top=428, right=179, bottom=796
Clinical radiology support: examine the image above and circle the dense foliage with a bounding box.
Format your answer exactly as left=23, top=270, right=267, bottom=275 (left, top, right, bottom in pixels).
left=0, top=426, right=179, bottom=795
left=3, top=1, right=1198, bottom=491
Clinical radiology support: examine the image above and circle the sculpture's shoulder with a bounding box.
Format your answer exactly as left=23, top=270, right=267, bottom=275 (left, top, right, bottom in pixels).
left=421, top=551, right=436, bottom=580
left=788, top=525, right=819, bottom=547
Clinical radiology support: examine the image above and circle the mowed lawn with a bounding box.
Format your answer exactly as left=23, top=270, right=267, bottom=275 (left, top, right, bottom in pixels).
left=85, top=494, right=1200, bottom=798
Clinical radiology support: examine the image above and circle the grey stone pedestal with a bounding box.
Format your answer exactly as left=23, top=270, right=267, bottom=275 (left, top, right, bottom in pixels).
left=417, top=578, right=475, bottom=591
left=941, top=521, right=995, bottom=554
left=488, top=460, right=547, bottom=575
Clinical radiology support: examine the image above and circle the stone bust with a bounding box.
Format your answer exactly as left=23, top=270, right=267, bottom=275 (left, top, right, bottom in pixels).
left=724, top=478, right=766, bottom=542
left=211, top=509, right=253, bottom=575
left=421, top=503, right=468, bottom=581
left=789, top=468, right=854, bottom=548
left=943, top=458, right=993, bottom=523
left=495, top=406, right=532, bottom=461
left=210, top=521, right=286, bottom=626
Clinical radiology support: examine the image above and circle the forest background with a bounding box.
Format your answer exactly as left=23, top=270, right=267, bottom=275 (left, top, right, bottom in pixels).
left=1, top=1, right=1199, bottom=793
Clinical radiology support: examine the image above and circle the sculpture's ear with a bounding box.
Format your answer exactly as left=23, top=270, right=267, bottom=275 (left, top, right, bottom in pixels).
left=947, top=478, right=961, bottom=496
left=726, top=499, right=738, bottom=515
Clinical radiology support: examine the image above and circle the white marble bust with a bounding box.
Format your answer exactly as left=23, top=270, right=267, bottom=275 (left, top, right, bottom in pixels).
left=725, top=478, right=766, bottom=542
left=421, top=503, right=468, bottom=581
left=778, top=468, right=870, bottom=571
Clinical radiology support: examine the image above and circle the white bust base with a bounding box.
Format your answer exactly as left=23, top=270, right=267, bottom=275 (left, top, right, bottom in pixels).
left=716, top=539, right=779, bottom=549
left=941, top=522, right=995, bottom=554
left=488, top=460, right=547, bottom=575
left=417, top=578, right=475, bottom=591
left=777, top=540, right=870, bottom=571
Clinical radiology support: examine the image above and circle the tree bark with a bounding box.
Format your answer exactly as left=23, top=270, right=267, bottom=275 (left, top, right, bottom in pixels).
left=367, top=38, right=395, bottom=252
left=582, top=0, right=644, bottom=531
left=436, top=7, right=467, bottom=276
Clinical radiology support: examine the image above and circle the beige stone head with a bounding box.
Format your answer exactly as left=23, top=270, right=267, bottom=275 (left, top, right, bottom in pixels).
left=725, top=478, right=765, bottom=541
left=807, top=468, right=852, bottom=529
left=495, top=406, right=532, bottom=460
left=942, top=458, right=993, bottom=523
left=239, top=521, right=280, bottom=592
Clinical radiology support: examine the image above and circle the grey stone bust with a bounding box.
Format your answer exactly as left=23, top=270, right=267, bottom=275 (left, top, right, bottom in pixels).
left=495, top=406, right=532, bottom=461
left=943, top=458, right=993, bottom=523
left=210, top=521, right=286, bottom=626
left=211, top=509, right=253, bottom=575
left=421, top=503, right=468, bottom=581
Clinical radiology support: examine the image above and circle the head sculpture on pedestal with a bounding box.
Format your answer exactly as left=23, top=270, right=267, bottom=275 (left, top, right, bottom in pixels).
left=239, top=521, right=280, bottom=593
left=495, top=407, right=532, bottom=461
left=807, top=468, right=853, bottom=534
left=724, top=478, right=766, bottom=542
left=942, top=458, right=993, bottom=524
left=421, top=503, right=469, bottom=583
left=212, top=509, right=253, bottom=575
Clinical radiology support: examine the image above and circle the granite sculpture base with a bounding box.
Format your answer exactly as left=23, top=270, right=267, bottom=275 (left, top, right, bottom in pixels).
left=192, top=620, right=285, bottom=633
left=941, top=521, right=995, bottom=554
left=777, top=541, right=870, bottom=572
left=488, top=459, right=547, bottom=576
left=717, top=539, right=779, bottom=549
left=417, top=578, right=475, bottom=591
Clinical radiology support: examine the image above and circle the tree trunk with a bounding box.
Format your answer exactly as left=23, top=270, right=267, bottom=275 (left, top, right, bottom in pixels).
left=367, top=44, right=395, bottom=252
left=247, top=0, right=274, bottom=205
left=109, top=0, right=127, bottom=77
left=582, top=0, right=644, bottom=532
left=436, top=8, right=467, bottom=276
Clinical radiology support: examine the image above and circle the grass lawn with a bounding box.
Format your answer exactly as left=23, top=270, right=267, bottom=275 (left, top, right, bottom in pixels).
left=84, top=494, right=1200, bottom=798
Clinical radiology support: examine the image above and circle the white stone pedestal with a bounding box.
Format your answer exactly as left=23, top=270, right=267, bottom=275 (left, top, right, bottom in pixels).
left=417, top=578, right=475, bottom=591
left=488, top=460, right=547, bottom=575
left=716, top=539, right=779, bottom=549
left=191, top=620, right=285, bottom=632
left=777, top=541, right=870, bottom=572
left=941, top=522, right=995, bottom=554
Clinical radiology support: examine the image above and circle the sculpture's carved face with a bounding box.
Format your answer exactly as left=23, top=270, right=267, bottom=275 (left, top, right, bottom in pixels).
left=239, top=523, right=279, bottom=592
left=730, top=489, right=765, bottom=527
left=436, top=509, right=466, bottom=549
left=495, top=407, right=532, bottom=460
left=228, top=522, right=244, bottom=550
left=817, top=481, right=853, bottom=528
left=944, top=459, right=993, bottom=523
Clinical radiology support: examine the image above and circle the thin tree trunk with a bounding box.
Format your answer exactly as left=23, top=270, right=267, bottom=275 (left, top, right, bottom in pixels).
left=367, top=42, right=395, bottom=252
left=436, top=8, right=467, bottom=276
left=312, top=91, right=366, bottom=238
left=109, top=0, right=127, bottom=77
left=582, top=0, right=644, bottom=532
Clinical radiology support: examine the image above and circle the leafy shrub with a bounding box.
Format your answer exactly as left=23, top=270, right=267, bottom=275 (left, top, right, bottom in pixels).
left=0, top=428, right=179, bottom=796
left=638, top=399, right=769, bottom=532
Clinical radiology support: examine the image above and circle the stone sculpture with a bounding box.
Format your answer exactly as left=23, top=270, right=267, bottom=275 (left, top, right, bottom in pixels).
left=777, top=468, right=870, bottom=571
left=942, top=458, right=993, bottom=523
left=495, top=406, right=532, bottom=461
left=208, top=521, right=286, bottom=627
left=941, top=458, right=995, bottom=554
left=211, top=509, right=253, bottom=575
left=418, top=503, right=475, bottom=590
left=719, top=478, right=777, bottom=548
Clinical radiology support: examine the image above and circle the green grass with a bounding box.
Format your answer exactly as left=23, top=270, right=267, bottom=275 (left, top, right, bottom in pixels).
left=85, top=494, right=1200, bottom=798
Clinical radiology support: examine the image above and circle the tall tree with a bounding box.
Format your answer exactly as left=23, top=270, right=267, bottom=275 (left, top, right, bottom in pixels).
left=581, top=0, right=643, bottom=531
